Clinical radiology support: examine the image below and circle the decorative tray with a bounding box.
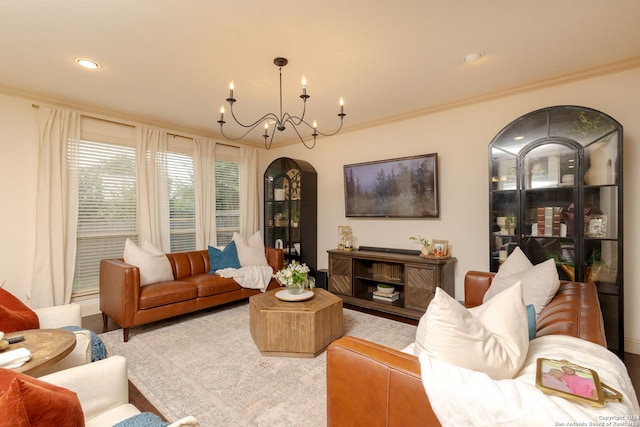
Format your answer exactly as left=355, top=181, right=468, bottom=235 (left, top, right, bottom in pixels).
left=419, top=253, right=451, bottom=260
left=275, top=290, right=314, bottom=302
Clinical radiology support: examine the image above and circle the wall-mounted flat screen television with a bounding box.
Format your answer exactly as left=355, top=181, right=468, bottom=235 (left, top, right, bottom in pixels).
left=343, top=153, right=439, bottom=218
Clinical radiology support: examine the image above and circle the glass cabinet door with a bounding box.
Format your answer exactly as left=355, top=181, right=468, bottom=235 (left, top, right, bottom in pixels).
left=489, top=146, right=518, bottom=272
left=521, top=143, right=577, bottom=278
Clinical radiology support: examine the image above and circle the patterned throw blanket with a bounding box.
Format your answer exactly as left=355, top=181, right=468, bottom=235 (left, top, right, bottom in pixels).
left=61, top=326, right=108, bottom=362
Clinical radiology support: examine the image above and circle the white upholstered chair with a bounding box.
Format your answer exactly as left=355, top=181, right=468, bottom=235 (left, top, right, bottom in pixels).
left=40, top=355, right=200, bottom=427
left=32, top=303, right=94, bottom=376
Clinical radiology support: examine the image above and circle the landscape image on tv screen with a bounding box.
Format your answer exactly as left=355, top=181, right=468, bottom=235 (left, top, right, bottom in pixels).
left=343, top=153, right=439, bottom=218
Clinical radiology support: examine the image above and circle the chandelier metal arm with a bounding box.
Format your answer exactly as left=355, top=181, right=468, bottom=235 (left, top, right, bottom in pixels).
left=284, top=119, right=317, bottom=149
left=284, top=114, right=346, bottom=137
left=217, top=57, right=345, bottom=149
left=218, top=111, right=279, bottom=141
left=227, top=103, right=279, bottom=130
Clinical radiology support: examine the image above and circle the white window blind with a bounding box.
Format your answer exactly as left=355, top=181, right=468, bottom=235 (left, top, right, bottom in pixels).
left=70, top=131, right=241, bottom=297
left=215, top=159, right=239, bottom=246
left=72, top=140, right=137, bottom=295
left=167, top=151, right=196, bottom=252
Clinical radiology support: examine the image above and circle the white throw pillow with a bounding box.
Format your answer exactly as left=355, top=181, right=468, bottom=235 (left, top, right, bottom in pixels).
left=123, top=239, right=174, bottom=286
left=414, top=281, right=529, bottom=380
left=141, top=240, right=165, bottom=255
left=232, top=231, right=268, bottom=267
left=484, top=247, right=560, bottom=318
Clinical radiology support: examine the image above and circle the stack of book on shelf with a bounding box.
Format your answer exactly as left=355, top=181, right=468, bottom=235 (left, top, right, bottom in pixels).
left=372, top=290, right=400, bottom=302
left=537, top=206, right=563, bottom=237
left=372, top=263, right=402, bottom=281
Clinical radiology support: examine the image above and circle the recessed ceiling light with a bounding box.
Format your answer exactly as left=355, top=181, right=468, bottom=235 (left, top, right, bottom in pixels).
left=463, top=51, right=484, bottom=63
left=74, top=58, right=101, bottom=69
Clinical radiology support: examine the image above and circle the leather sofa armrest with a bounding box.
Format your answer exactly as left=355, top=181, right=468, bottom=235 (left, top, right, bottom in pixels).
left=265, top=247, right=284, bottom=272
left=100, top=258, right=141, bottom=328
left=464, top=270, right=494, bottom=307
left=327, top=336, right=441, bottom=427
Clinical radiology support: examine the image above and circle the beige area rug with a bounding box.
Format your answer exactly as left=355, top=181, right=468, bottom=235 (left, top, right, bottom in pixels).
left=99, top=302, right=417, bottom=426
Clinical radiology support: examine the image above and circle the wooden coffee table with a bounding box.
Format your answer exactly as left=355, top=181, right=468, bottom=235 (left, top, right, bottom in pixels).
left=249, top=288, right=343, bottom=358
left=4, top=329, right=76, bottom=376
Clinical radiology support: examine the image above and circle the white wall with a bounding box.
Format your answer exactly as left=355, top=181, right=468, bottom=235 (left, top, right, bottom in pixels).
left=0, top=95, right=38, bottom=299
left=259, top=67, right=640, bottom=354
left=1, top=67, right=638, bottom=353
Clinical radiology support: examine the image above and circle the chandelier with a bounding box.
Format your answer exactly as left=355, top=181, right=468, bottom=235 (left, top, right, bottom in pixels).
left=217, top=57, right=346, bottom=149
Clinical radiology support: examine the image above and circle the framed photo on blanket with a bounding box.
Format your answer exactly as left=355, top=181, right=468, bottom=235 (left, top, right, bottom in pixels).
left=535, top=358, right=622, bottom=407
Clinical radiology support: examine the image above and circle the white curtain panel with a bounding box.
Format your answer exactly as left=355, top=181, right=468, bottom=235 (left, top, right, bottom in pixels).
left=136, top=127, right=170, bottom=251
left=30, top=107, right=80, bottom=307
left=193, top=137, right=217, bottom=248
left=239, top=147, right=259, bottom=238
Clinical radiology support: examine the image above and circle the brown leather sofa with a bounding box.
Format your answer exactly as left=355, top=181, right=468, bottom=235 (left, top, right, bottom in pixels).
left=326, top=270, right=607, bottom=427
left=100, top=248, right=284, bottom=342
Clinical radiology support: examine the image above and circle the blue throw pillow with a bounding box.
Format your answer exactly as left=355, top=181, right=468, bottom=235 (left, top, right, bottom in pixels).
left=208, top=241, right=241, bottom=273
left=113, top=412, right=169, bottom=427
left=526, top=304, right=536, bottom=340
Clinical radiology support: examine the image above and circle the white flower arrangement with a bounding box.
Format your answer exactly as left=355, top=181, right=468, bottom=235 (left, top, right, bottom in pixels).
left=274, top=261, right=314, bottom=290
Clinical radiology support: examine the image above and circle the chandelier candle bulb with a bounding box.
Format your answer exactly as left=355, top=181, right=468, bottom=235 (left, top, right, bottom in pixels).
left=302, top=76, right=307, bottom=96
left=339, top=97, right=344, bottom=115
left=229, top=81, right=234, bottom=99
left=219, top=106, right=224, bottom=122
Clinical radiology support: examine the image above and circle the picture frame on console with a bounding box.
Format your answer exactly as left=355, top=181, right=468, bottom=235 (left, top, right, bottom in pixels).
left=343, top=153, right=439, bottom=218
left=431, top=239, right=448, bottom=257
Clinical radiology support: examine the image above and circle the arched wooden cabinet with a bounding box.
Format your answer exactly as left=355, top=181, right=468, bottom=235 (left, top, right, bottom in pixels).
left=489, top=105, right=624, bottom=357
left=264, top=157, right=317, bottom=273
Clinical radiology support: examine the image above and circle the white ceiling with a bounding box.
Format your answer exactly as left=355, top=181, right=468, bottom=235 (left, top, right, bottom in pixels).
left=2, top=1, right=640, bottom=147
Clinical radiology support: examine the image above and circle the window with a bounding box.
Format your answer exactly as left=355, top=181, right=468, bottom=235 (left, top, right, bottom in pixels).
left=71, top=127, right=241, bottom=296
left=72, top=139, right=137, bottom=296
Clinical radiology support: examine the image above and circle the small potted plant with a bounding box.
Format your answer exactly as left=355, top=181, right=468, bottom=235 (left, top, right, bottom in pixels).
left=376, top=283, right=395, bottom=294
left=409, top=235, right=430, bottom=256
left=562, top=167, right=575, bottom=185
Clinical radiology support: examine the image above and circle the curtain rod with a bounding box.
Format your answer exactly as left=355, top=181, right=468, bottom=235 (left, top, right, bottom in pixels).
left=33, top=103, right=241, bottom=149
